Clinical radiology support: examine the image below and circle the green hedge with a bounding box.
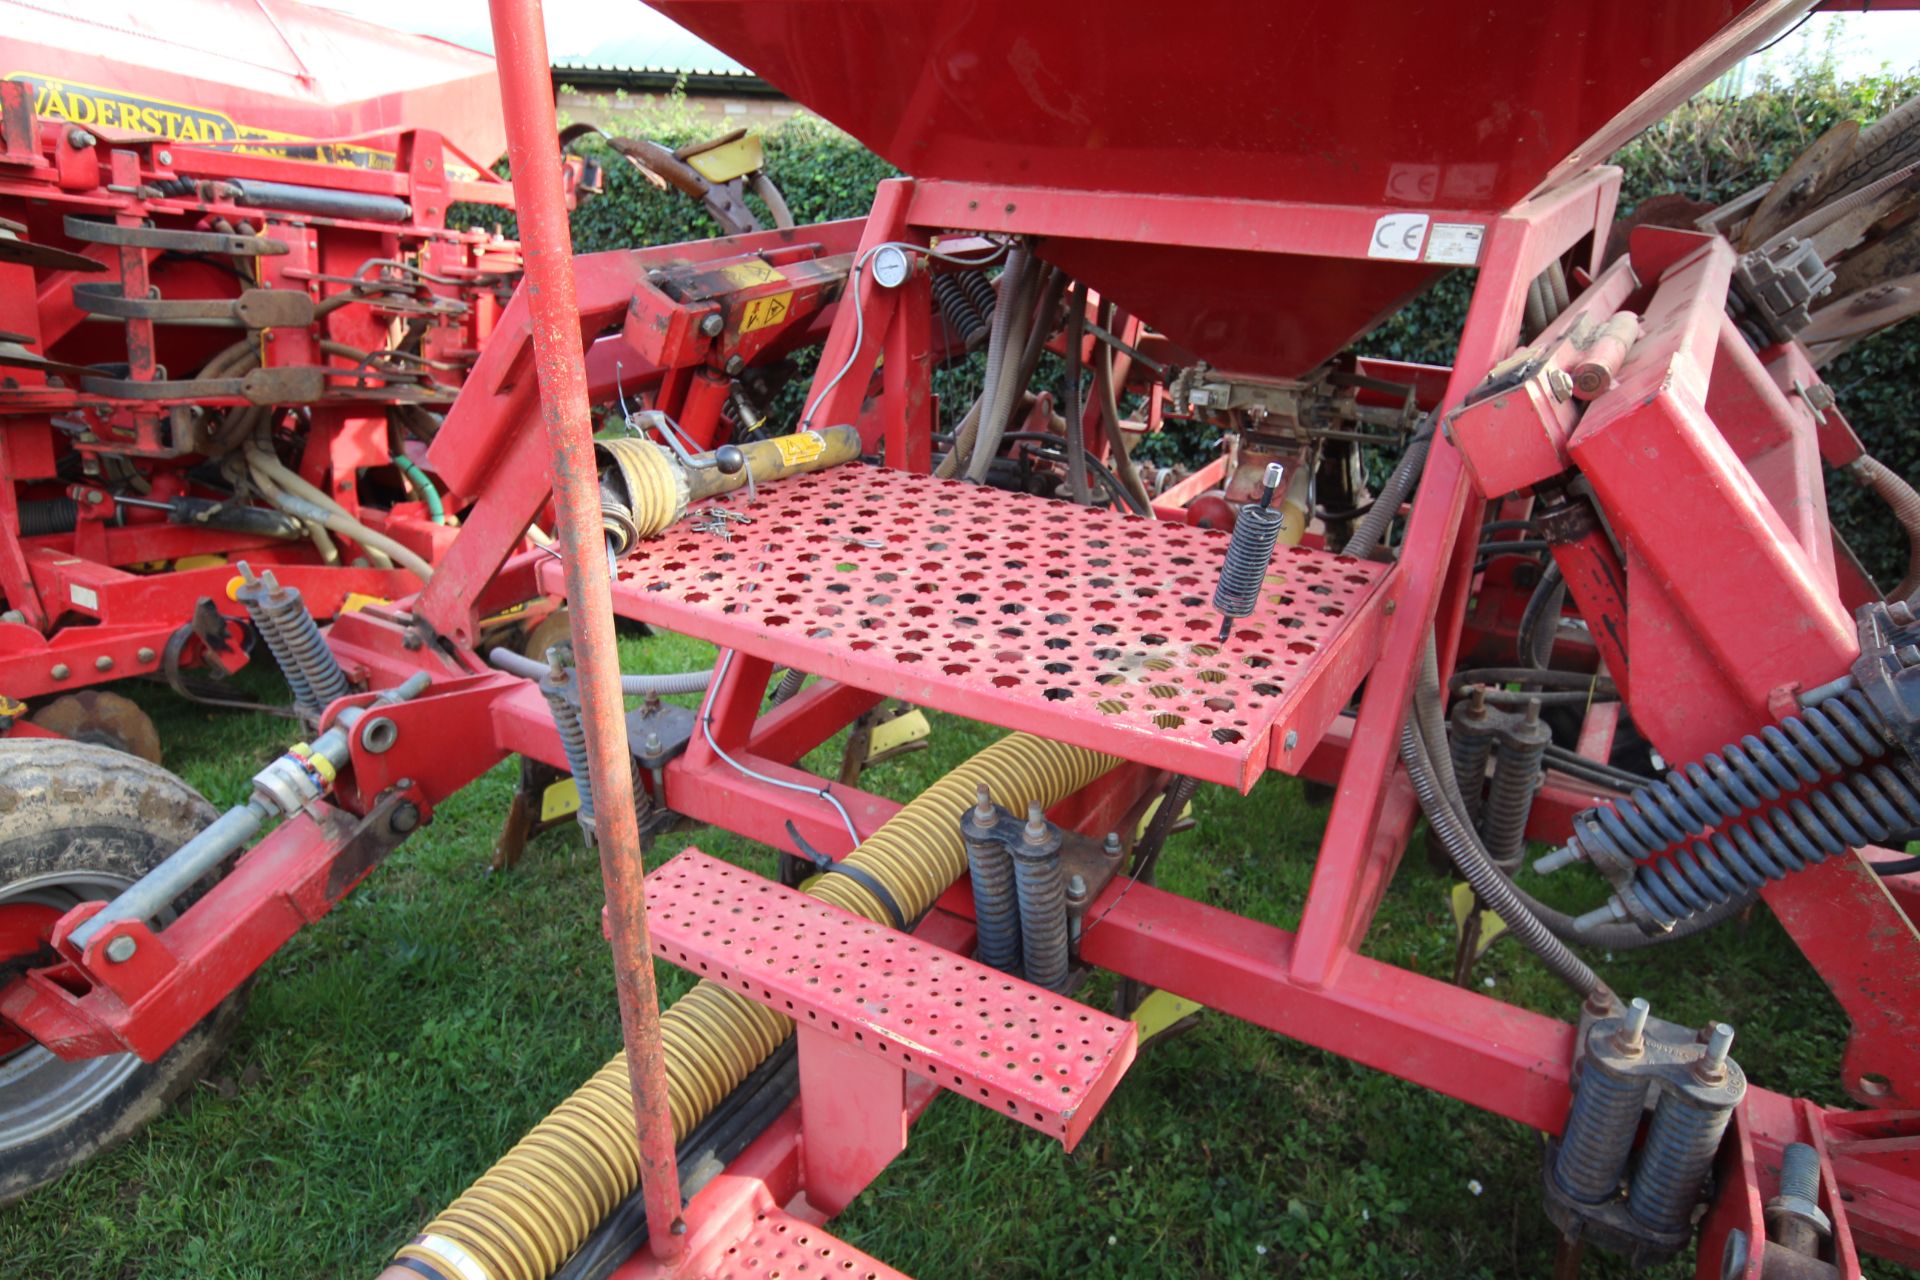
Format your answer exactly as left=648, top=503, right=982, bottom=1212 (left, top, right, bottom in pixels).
left=538, top=73, right=1917, bottom=583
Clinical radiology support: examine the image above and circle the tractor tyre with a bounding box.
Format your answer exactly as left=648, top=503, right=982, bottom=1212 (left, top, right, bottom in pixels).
left=0, top=739, right=248, bottom=1205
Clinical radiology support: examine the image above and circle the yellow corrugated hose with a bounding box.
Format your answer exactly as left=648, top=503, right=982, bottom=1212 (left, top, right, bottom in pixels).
left=595, top=437, right=684, bottom=549
left=388, top=732, right=1117, bottom=1280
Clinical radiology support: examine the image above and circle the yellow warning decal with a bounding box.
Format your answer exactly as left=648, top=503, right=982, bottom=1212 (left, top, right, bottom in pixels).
left=719, top=260, right=785, bottom=289
left=774, top=431, right=826, bottom=467
left=740, top=291, right=794, bottom=333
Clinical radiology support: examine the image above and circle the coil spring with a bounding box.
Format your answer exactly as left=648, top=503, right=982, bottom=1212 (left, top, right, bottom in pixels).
left=1630, top=761, right=1920, bottom=924
left=1554, top=1060, right=1650, bottom=1204
left=236, top=583, right=316, bottom=711
left=540, top=668, right=595, bottom=834
left=1562, top=689, right=1886, bottom=870
left=958, top=269, right=998, bottom=324
left=1211, top=504, right=1285, bottom=625
left=965, top=819, right=1021, bottom=974
left=256, top=578, right=351, bottom=710
left=1448, top=696, right=1498, bottom=822
left=1484, top=704, right=1549, bottom=871
left=17, top=497, right=78, bottom=538
left=1014, top=838, right=1069, bottom=992
left=1628, top=1095, right=1734, bottom=1234
left=931, top=273, right=988, bottom=349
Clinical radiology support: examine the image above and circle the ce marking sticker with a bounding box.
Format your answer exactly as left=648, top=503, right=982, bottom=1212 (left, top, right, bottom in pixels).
left=1368, top=212, right=1430, bottom=262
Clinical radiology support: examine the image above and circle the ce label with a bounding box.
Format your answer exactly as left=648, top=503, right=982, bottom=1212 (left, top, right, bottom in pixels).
left=1368, top=212, right=1430, bottom=262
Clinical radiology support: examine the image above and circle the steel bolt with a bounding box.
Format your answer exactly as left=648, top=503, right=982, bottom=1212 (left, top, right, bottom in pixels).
left=1022, top=801, right=1049, bottom=845
left=95, top=655, right=114, bottom=672
left=724, top=354, right=746, bottom=376
left=1102, top=832, right=1122, bottom=858
left=67, top=127, right=95, bottom=149
left=1615, top=995, right=1650, bottom=1054
left=1698, top=1022, right=1735, bottom=1080
left=1283, top=729, right=1299, bottom=752
left=1544, top=365, right=1574, bottom=403
left=973, top=783, right=995, bottom=822
left=700, top=313, right=725, bottom=337
left=390, top=802, right=422, bottom=835
left=1719, top=1229, right=1750, bottom=1280
left=136, top=647, right=155, bottom=663
left=50, top=663, right=69, bottom=680
left=157, top=149, right=173, bottom=166
left=642, top=732, right=664, bottom=757
left=104, top=935, right=137, bottom=963
left=1067, top=873, right=1088, bottom=901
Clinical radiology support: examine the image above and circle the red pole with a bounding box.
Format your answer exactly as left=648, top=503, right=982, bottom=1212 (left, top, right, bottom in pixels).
left=485, top=0, right=684, bottom=1257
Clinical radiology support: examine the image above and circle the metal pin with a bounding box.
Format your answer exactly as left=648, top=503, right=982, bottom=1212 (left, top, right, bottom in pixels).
left=1702, top=1022, right=1735, bottom=1073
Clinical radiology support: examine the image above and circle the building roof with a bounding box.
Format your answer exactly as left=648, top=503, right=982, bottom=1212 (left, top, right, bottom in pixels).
left=550, top=61, right=783, bottom=97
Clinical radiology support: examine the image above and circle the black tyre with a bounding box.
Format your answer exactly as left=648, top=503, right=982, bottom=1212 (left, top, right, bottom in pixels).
left=0, top=739, right=248, bottom=1204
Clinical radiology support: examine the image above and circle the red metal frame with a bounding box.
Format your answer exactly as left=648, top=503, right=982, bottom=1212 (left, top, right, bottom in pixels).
left=7, top=4, right=1919, bottom=1277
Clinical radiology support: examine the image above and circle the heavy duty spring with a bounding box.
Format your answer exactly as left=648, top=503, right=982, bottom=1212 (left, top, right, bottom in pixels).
left=260, top=574, right=350, bottom=710
left=1448, top=689, right=1498, bottom=822
left=1629, top=1087, right=1736, bottom=1234
left=957, top=268, right=998, bottom=325
left=1012, top=805, right=1070, bottom=992
left=1545, top=687, right=1920, bottom=925
left=1629, top=762, right=1920, bottom=924
left=962, top=788, right=1021, bottom=974
left=539, top=655, right=595, bottom=838
left=235, top=567, right=315, bottom=712
left=1483, top=699, right=1549, bottom=871
left=1212, top=464, right=1287, bottom=642
left=931, top=273, right=988, bottom=350
left=1554, top=1052, right=1651, bottom=1203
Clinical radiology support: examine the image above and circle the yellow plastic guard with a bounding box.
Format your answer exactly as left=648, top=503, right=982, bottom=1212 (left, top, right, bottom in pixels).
left=686, top=132, right=764, bottom=184
left=1131, top=989, right=1205, bottom=1043
left=1449, top=881, right=1510, bottom=960
left=541, top=777, right=581, bottom=822
left=867, top=707, right=931, bottom=759
left=340, top=592, right=390, bottom=615
left=1132, top=793, right=1194, bottom=842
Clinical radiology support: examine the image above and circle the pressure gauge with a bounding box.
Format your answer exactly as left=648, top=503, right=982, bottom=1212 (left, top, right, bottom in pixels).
left=870, top=244, right=911, bottom=289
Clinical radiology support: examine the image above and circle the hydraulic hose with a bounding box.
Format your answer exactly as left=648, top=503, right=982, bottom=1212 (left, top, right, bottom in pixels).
left=247, top=434, right=434, bottom=580
left=1844, top=452, right=1920, bottom=601
left=393, top=452, right=447, bottom=524
left=386, top=732, right=1117, bottom=1280
left=1401, top=634, right=1604, bottom=998
left=1062, top=280, right=1091, bottom=505
left=1092, top=302, right=1153, bottom=513
left=1342, top=420, right=1435, bottom=558
left=938, top=248, right=1033, bottom=480
left=486, top=646, right=714, bottom=696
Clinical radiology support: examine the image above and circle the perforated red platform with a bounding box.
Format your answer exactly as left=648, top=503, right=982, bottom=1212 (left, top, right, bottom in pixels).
left=703, top=1208, right=910, bottom=1280
left=551, top=467, right=1392, bottom=789
left=645, top=849, right=1137, bottom=1150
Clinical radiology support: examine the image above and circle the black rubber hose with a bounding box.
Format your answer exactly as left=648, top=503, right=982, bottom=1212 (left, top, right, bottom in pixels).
left=1402, top=634, right=1604, bottom=997
left=1062, top=280, right=1091, bottom=505
left=1342, top=420, right=1434, bottom=558
left=1518, top=562, right=1567, bottom=669
left=552, top=1040, right=800, bottom=1280
left=997, top=433, right=1152, bottom=517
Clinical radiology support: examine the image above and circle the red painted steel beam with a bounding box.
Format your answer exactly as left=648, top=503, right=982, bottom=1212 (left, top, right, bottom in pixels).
left=485, top=0, right=683, bottom=1255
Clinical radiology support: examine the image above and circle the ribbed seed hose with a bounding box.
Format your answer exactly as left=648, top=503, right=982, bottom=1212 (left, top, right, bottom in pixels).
left=594, top=437, right=685, bottom=551
left=1844, top=452, right=1920, bottom=601
left=391, top=732, right=1117, bottom=1280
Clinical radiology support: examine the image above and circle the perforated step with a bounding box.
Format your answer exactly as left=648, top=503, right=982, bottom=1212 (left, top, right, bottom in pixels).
left=550, top=466, right=1391, bottom=789
left=700, top=1208, right=911, bottom=1280
left=645, top=849, right=1137, bottom=1149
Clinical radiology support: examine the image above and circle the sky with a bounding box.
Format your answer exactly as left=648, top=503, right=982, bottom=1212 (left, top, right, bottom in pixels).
left=302, top=2, right=1920, bottom=80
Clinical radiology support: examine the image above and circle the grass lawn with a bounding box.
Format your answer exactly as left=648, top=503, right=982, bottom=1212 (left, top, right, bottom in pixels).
left=0, top=627, right=1901, bottom=1279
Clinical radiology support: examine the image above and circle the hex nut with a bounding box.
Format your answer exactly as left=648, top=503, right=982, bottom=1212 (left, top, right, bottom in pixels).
left=105, top=935, right=138, bottom=963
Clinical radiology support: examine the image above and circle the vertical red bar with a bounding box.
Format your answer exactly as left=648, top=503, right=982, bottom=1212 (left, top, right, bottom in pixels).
left=485, top=0, right=684, bottom=1257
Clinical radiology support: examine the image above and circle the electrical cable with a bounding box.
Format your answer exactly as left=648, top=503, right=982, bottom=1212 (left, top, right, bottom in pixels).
left=699, top=646, right=862, bottom=851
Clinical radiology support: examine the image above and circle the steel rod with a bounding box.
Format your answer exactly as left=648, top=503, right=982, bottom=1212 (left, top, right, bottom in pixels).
left=486, top=0, right=685, bottom=1257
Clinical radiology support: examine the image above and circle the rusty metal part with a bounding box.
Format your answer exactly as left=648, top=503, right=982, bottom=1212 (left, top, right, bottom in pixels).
left=28, top=691, right=163, bottom=764
left=0, top=216, right=107, bottom=273
left=80, top=365, right=326, bottom=405
left=61, top=215, right=287, bottom=257
left=489, top=0, right=685, bottom=1256
left=73, top=283, right=316, bottom=329
left=0, top=339, right=97, bottom=380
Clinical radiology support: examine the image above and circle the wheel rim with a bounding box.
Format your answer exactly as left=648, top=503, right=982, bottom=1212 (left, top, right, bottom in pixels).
left=0, top=868, right=165, bottom=1151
